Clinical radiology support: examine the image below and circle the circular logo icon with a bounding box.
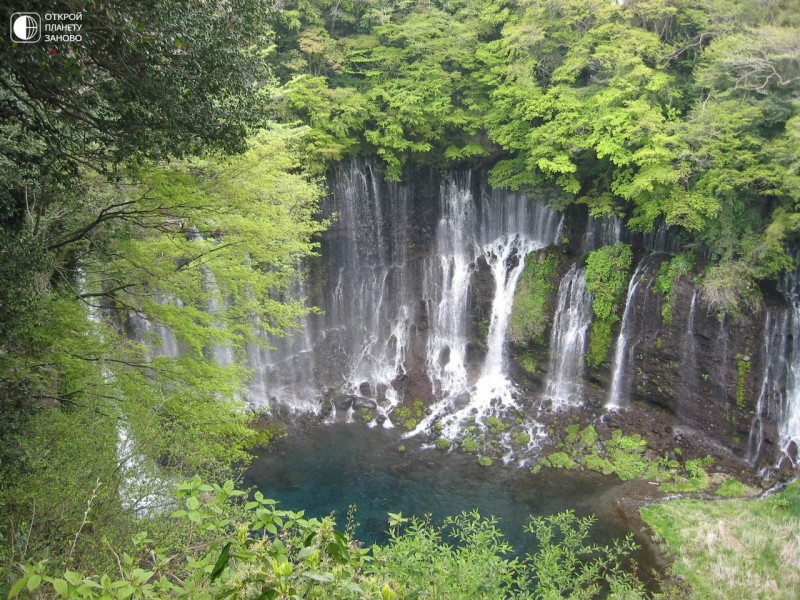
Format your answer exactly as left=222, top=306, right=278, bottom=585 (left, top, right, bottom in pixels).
left=11, top=14, right=40, bottom=42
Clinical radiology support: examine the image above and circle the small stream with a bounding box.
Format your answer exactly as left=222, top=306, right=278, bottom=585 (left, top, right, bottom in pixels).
left=244, top=423, right=661, bottom=588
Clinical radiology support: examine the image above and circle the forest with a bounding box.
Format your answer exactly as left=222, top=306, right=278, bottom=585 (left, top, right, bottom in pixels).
left=1, top=0, right=799, bottom=597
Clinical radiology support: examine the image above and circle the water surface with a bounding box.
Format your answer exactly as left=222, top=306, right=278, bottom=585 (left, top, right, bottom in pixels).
left=245, top=424, right=658, bottom=581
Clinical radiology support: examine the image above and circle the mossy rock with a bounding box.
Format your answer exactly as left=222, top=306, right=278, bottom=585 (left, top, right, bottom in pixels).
left=582, top=454, right=616, bottom=476
left=543, top=451, right=576, bottom=469
left=563, top=424, right=581, bottom=446
left=486, top=415, right=507, bottom=434
left=478, top=456, right=493, bottom=467
left=461, top=436, right=479, bottom=453
left=513, top=431, right=531, bottom=446
left=578, top=425, right=598, bottom=449
left=608, top=450, right=648, bottom=481
left=436, top=438, right=451, bottom=450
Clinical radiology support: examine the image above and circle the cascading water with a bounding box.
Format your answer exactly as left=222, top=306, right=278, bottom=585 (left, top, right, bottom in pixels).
left=747, top=309, right=790, bottom=467
left=606, top=256, right=661, bottom=410
left=581, top=216, right=622, bottom=254
left=249, top=161, right=563, bottom=433
left=467, top=235, right=537, bottom=411
left=638, top=224, right=682, bottom=256
left=775, top=272, right=800, bottom=465
left=415, top=180, right=563, bottom=438
left=742, top=268, right=800, bottom=470
left=544, top=265, right=593, bottom=408
left=424, top=176, right=476, bottom=400
left=247, top=160, right=420, bottom=420
left=77, top=269, right=169, bottom=512
left=247, top=276, right=321, bottom=413
left=204, top=271, right=235, bottom=367
left=680, top=290, right=699, bottom=395
left=781, top=304, right=800, bottom=464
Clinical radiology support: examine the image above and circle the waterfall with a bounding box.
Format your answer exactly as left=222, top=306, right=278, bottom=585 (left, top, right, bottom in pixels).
left=581, top=216, right=622, bottom=254
left=246, top=275, right=321, bottom=413
left=424, top=176, right=477, bottom=399
left=415, top=179, right=562, bottom=437
left=470, top=234, right=538, bottom=407
left=776, top=273, right=800, bottom=465
left=205, top=271, right=235, bottom=367
left=747, top=309, right=791, bottom=466
left=680, top=290, right=699, bottom=393
left=544, top=265, right=593, bottom=408
left=325, top=163, right=414, bottom=424
left=606, top=256, right=659, bottom=410
left=639, top=224, right=682, bottom=255
left=746, top=270, right=800, bottom=469
left=246, top=160, right=418, bottom=419
left=242, top=160, right=563, bottom=430
left=781, top=303, right=800, bottom=464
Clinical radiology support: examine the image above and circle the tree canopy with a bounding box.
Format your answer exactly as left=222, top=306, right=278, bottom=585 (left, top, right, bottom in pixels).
left=272, top=0, right=800, bottom=310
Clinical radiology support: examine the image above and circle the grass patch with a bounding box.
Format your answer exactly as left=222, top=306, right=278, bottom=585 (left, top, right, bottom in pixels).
left=716, top=478, right=759, bottom=498
left=641, top=480, right=800, bottom=599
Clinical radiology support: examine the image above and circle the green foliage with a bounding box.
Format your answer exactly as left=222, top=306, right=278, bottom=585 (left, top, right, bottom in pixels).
left=515, top=352, right=539, bottom=375
left=0, top=126, right=330, bottom=589
left=461, top=435, right=480, bottom=454
left=392, top=405, right=419, bottom=430
left=701, top=262, right=763, bottom=316
left=539, top=427, right=713, bottom=488
left=0, top=230, right=50, bottom=343
left=586, top=320, right=615, bottom=373
left=275, top=75, right=370, bottom=169
left=509, top=252, right=558, bottom=346
left=271, top=0, right=800, bottom=304
left=658, top=458, right=713, bottom=493
left=736, top=354, right=753, bottom=409
left=715, top=478, right=757, bottom=498
left=524, top=512, right=644, bottom=598
left=486, top=415, right=508, bottom=434
left=513, top=431, right=532, bottom=447
left=585, top=245, right=635, bottom=323
left=10, top=479, right=649, bottom=599
left=585, top=244, right=634, bottom=368
left=579, top=425, right=599, bottom=449
left=655, top=253, right=695, bottom=324
left=542, top=451, right=577, bottom=470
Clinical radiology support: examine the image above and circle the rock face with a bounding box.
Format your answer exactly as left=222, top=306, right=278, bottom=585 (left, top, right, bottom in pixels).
left=235, top=159, right=796, bottom=475
left=587, top=257, right=763, bottom=457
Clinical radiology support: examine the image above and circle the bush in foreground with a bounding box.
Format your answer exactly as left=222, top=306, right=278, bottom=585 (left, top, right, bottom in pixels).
left=9, top=477, right=648, bottom=599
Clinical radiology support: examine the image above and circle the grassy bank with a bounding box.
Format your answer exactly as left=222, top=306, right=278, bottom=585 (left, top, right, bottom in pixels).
left=641, top=480, right=800, bottom=599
